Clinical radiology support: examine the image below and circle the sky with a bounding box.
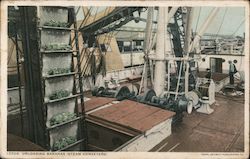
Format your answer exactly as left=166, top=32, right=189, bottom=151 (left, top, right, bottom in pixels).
left=191, top=7, right=245, bottom=36
left=77, top=7, right=245, bottom=37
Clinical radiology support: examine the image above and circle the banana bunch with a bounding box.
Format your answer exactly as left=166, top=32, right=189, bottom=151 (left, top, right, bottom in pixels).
left=44, top=20, right=69, bottom=27
left=53, top=136, right=77, bottom=150
left=50, top=112, right=76, bottom=126
left=43, top=43, right=71, bottom=51
left=48, top=68, right=71, bottom=75
left=49, top=90, right=70, bottom=100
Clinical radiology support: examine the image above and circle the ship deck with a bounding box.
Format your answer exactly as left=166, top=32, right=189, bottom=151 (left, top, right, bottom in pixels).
left=82, top=89, right=245, bottom=152
left=7, top=77, right=245, bottom=152
left=7, top=93, right=245, bottom=152
left=151, top=93, right=245, bottom=152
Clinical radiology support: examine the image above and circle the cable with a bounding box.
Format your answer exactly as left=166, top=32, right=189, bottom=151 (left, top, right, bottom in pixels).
left=75, top=6, right=81, bottom=16
left=198, top=8, right=226, bottom=68
left=92, top=7, right=99, bottom=23
left=195, top=8, right=245, bottom=84
left=8, top=38, right=15, bottom=65
left=194, top=7, right=201, bottom=34
left=230, top=19, right=245, bottom=37
left=214, top=8, right=228, bottom=40
left=81, top=7, right=114, bottom=78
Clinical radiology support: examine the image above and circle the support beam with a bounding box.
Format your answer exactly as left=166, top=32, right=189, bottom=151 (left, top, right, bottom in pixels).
left=184, top=7, right=194, bottom=95
left=154, top=7, right=167, bottom=96
left=150, top=7, right=179, bottom=51
left=184, top=7, right=194, bottom=54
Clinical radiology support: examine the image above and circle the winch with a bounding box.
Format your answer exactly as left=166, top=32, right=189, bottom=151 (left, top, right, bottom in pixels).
left=136, top=89, right=190, bottom=123
left=92, top=84, right=192, bottom=123
left=92, top=85, right=135, bottom=101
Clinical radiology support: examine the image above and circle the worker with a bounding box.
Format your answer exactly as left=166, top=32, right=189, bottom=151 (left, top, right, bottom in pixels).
left=228, top=60, right=237, bottom=85
left=205, top=68, right=212, bottom=79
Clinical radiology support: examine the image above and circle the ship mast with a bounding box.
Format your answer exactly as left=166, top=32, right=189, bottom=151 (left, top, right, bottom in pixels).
left=153, top=7, right=219, bottom=97
left=154, top=7, right=168, bottom=96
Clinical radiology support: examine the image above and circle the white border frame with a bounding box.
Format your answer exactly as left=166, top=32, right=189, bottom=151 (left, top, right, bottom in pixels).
left=0, top=1, right=249, bottom=159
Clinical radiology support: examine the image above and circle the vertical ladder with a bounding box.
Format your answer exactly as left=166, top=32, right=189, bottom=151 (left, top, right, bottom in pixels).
left=70, top=7, right=88, bottom=150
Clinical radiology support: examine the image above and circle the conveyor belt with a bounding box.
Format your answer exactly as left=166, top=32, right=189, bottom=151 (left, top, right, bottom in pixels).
left=79, top=7, right=144, bottom=35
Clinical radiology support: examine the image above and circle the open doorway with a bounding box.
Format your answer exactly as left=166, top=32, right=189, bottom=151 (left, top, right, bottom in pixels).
left=210, top=57, right=223, bottom=73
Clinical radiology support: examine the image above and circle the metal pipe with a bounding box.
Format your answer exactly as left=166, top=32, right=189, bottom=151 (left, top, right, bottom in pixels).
left=139, top=63, right=146, bottom=94
left=164, top=8, right=174, bottom=98
left=149, top=59, right=154, bottom=86
left=130, top=40, right=133, bottom=67
left=184, top=62, right=190, bottom=95
left=154, top=7, right=167, bottom=96
left=167, top=62, right=170, bottom=98
left=184, top=7, right=194, bottom=95
left=149, top=55, right=190, bottom=61
left=175, top=61, right=183, bottom=100
left=189, top=7, right=219, bottom=53
left=164, top=10, right=173, bottom=54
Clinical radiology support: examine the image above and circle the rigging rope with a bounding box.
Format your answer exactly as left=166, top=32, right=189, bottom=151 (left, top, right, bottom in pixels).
left=230, top=19, right=245, bottom=37
left=82, top=7, right=113, bottom=77
left=214, top=8, right=228, bottom=40
left=7, top=38, right=16, bottom=65
left=194, top=7, right=201, bottom=34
